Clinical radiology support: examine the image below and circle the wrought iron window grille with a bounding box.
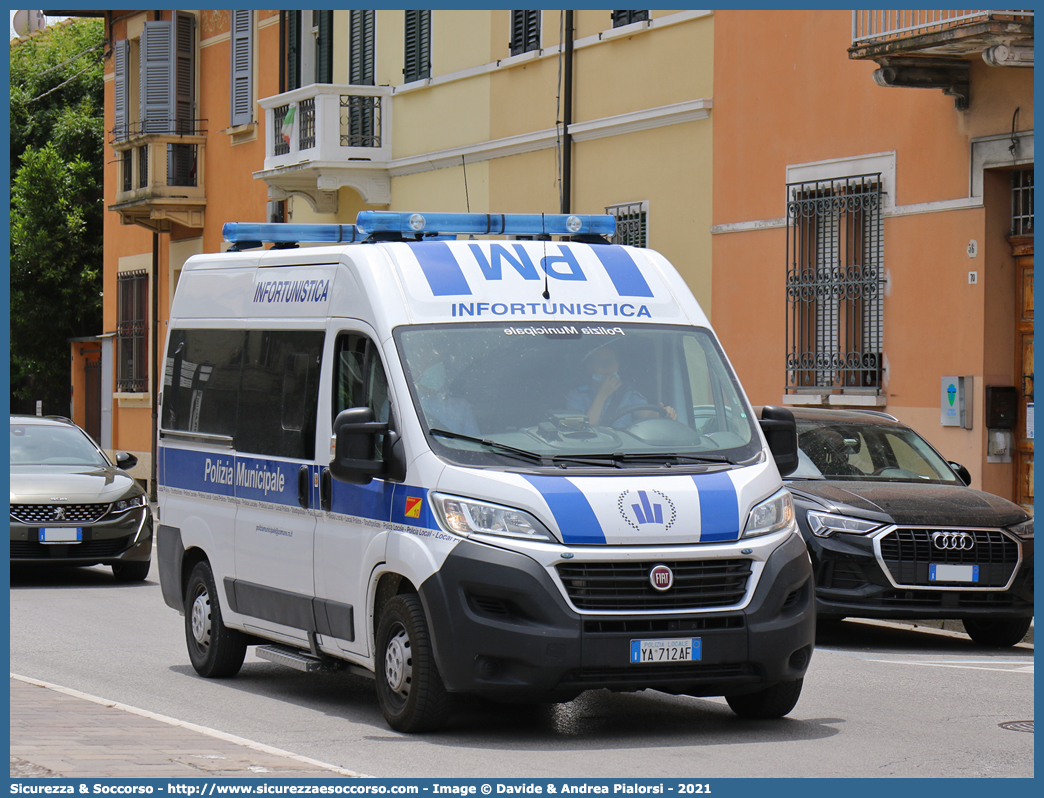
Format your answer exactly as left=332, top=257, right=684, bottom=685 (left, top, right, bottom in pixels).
left=1011, top=168, right=1033, bottom=237
left=298, top=97, right=316, bottom=150
left=785, top=174, right=885, bottom=395
left=340, top=95, right=382, bottom=148
left=116, top=270, right=149, bottom=394
left=273, top=105, right=290, bottom=155
left=606, top=201, right=648, bottom=248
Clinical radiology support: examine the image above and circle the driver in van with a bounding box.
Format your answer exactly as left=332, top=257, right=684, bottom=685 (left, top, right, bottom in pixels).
left=565, top=344, right=677, bottom=428
left=410, top=347, right=480, bottom=437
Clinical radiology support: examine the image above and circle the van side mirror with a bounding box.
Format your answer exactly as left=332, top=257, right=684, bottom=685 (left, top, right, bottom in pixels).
left=758, top=406, right=799, bottom=478
left=949, top=461, right=972, bottom=486
left=115, top=451, right=138, bottom=471
left=329, top=407, right=407, bottom=485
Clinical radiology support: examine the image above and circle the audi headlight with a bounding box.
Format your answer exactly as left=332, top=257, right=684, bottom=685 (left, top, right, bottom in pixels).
left=1008, top=517, right=1033, bottom=540
left=807, top=510, right=881, bottom=538
left=111, top=495, right=147, bottom=513
left=742, top=489, right=796, bottom=539
left=432, top=493, right=554, bottom=542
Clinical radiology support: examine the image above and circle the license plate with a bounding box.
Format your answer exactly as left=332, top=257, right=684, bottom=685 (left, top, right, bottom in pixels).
left=930, top=563, right=978, bottom=583
left=39, top=528, right=82, bottom=544
left=630, top=637, right=702, bottom=664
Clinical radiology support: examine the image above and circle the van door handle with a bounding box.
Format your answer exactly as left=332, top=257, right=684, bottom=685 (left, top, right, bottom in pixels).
left=320, top=468, right=333, bottom=512
left=298, top=466, right=310, bottom=509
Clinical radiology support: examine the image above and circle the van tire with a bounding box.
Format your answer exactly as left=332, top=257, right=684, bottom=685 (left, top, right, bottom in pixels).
left=963, top=617, right=1032, bottom=647
left=184, top=561, right=247, bottom=678
left=725, top=678, right=803, bottom=719
left=375, top=594, right=451, bottom=732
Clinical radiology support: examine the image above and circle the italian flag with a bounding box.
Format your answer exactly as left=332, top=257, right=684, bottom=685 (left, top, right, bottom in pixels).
left=281, top=104, right=295, bottom=145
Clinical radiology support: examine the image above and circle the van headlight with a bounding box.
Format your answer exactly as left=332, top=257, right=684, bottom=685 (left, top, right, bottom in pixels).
left=432, top=493, right=554, bottom=542
left=806, top=511, right=881, bottom=538
left=742, top=489, right=796, bottom=539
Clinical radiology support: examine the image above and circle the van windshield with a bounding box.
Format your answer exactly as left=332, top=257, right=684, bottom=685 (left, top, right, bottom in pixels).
left=394, top=323, right=762, bottom=468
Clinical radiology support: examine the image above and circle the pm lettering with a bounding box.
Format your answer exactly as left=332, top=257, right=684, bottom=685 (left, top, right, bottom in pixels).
left=468, top=244, right=585, bottom=282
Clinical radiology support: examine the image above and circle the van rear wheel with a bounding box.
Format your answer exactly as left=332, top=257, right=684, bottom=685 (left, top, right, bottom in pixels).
left=725, top=678, right=803, bottom=719
left=375, top=594, right=451, bottom=732
left=184, top=561, right=247, bottom=678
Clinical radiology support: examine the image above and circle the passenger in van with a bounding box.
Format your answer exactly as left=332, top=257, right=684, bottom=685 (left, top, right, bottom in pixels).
left=565, top=345, right=677, bottom=428
left=411, top=348, right=480, bottom=437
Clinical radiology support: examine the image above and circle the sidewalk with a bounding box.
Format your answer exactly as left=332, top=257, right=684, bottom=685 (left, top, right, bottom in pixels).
left=9, top=676, right=362, bottom=780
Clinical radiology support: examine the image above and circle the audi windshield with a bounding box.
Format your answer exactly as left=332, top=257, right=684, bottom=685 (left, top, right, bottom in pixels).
left=394, top=322, right=763, bottom=468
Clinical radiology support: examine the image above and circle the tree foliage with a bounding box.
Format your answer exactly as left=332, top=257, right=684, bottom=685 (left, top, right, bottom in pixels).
left=10, top=19, right=105, bottom=412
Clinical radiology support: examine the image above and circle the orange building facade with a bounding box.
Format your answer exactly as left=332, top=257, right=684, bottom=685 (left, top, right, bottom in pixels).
left=711, top=10, right=1033, bottom=509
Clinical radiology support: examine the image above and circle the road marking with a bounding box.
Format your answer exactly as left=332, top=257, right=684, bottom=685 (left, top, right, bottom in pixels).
left=817, top=650, right=1034, bottom=673
left=10, top=672, right=367, bottom=777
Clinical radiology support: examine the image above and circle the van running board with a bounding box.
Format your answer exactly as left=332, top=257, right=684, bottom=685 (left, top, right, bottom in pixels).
left=254, top=644, right=375, bottom=680
left=255, top=644, right=343, bottom=673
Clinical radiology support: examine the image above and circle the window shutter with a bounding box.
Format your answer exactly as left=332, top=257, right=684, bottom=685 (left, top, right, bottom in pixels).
left=404, top=10, right=430, bottom=83
left=230, top=10, right=253, bottom=126
left=510, top=10, right=539, bottom=56
left=113, top=39, right=129, bottom=139
left=140, top=20, right=173, bottom=133
left=315, top=9, right=334, bottom=84
left=174, top=12, right=195, bottom=133
left=350, top=10, right=375, bottom=86
left=287, top=11, right=301, bottom=91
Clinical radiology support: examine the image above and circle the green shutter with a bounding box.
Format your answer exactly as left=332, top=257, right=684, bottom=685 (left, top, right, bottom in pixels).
left=404, top=10, right=430, bottom=83
left=316, top=9, right=333, bottom=84
left=350, top=10, right=375, bottom=86
left=287, top=11, right=301, bottom=91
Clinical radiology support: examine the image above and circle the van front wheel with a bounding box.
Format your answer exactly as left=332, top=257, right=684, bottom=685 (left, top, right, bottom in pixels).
left=184, top=561, right=247, bottom=678
left=725, top=678, right=803, bottom=719
left=375, top=594, right=451, bottom=732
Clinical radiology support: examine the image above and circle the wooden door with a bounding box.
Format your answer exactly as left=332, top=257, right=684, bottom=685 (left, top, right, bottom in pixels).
left=1011, top=237, right=1033, bottom=509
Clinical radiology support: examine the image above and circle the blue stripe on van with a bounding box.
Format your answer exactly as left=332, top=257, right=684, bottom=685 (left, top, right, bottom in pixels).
left=522, top=475, right=606, bottom=545
left=692, top=472, right=740, bottom=542
left=408, top=241, right=473, bottom=296
left=592, top=246, right=654, bottom=298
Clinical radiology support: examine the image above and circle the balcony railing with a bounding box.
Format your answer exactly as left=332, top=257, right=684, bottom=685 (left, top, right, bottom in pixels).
left=853, top=10, right=1034, bottom=46
left=108, top=122, right=207, bottom=231
left=259, top=84, right=392, bottom=171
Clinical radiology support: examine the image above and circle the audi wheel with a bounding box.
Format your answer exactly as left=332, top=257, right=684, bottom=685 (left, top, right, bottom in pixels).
left=963, top=617, right=1032, bottom=648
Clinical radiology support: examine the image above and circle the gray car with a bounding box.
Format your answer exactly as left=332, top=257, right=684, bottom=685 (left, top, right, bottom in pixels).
left=10, top=415, right=153, bottom=582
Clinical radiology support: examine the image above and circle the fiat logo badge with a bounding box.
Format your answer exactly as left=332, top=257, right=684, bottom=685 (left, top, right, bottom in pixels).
left=649, top=564, right=674, bottom=592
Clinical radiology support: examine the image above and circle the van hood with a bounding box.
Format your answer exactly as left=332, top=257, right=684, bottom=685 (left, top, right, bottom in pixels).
left=786, top=479, right=1028, bottom=528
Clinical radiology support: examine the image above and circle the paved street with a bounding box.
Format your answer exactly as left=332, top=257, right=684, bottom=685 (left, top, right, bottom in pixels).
left=9, top=564, right=1034, bottom=779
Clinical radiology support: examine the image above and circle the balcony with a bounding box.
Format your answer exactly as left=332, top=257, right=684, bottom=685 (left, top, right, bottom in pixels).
left=255, top=84, right=393, bottom=214
left=850, top=11, right=1034, bottom=109
left=109, top=122, right=207, bottom=233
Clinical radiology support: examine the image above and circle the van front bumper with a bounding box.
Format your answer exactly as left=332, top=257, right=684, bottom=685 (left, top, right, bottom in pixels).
left=418, top=532, right=815, bottom=700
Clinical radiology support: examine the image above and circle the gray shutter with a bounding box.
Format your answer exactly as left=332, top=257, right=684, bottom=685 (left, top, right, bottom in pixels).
left=349, top=10, right=374, bottom=86
left=174, top=11, right=195, bottom=134
left=140, top=20, right=173, bottom=133
left=230, top=10, right=253, bottom=126
left=287, top=11, right=301, bottom=91
left=113, top=39, right=129, bottom=139
left=316, top=9, right=333, bottom=84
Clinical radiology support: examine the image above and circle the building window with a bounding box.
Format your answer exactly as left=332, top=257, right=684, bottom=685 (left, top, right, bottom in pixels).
left=350, top=10, right=375, bottom=86
left=785, top=174, right=884, bottom=394
left=606, top=201, right=648, bottom=248
left=404, top=10, right=430, bottom=83
left=1011, top=168, right=1033, bottom=236
left=230, top=9, right=253, bottom=126
left=612, top=10, right=649, bottom=28
left=510, top=10, right=541, bottom=56
left=117, top=271, right=149, bottom=394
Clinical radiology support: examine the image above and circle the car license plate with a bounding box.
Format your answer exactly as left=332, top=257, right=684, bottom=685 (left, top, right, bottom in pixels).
left=39, top=528, right=82, bottom=543
left=930, top=563, right=978, bottom=583
left=630, top=638, right=702, bottom=664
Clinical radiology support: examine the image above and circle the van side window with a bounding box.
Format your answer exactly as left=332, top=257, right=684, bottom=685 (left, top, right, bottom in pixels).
left=334, top=334, right=393, bottom=462
left=163, top=329, right=245, bottom=437
left=163, top=328, right=323, bottom=459
left=237, top=330, right=324, bottom=459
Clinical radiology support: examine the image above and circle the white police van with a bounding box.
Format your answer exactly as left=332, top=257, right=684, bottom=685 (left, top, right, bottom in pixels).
left=156, top=211, right=813, bottom=732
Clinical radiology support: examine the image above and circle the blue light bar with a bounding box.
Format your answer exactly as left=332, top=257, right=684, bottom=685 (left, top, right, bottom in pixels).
left=222, top=222, right=361, bottom=244
left=355, top=211, right=616, bottom=238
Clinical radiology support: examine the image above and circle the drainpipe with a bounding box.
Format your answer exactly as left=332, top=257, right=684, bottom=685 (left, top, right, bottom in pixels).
left=561, top=10, right=574, bottom=214
left=151, top=232, right=159, bottom=501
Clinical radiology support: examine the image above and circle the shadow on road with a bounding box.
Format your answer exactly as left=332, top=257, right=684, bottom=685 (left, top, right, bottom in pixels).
left=10, top=562, right=154, bottom=589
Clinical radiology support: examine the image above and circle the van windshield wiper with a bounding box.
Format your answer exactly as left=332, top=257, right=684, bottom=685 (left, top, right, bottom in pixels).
left=550, top=452, right=737, bottom=468
left=428, top=429, right=548, bottom=464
